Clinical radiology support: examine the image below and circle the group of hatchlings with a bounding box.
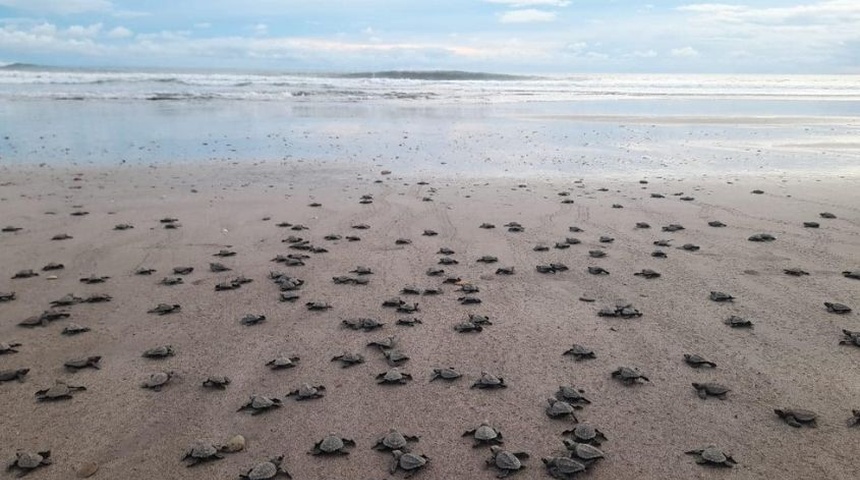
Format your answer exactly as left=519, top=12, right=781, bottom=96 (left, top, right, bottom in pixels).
left=3, top=209, right=859, bottom=478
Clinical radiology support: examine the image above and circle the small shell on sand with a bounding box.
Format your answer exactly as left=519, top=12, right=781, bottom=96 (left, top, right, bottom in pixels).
left=47, top=275, right=58, bottom=280
left=76, top=461, right=99, bottom=478
left=223, top=434, right=246, bottom=452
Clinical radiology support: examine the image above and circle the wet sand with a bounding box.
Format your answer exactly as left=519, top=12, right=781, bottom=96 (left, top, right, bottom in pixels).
left=1, top=162, right=858, bottom=479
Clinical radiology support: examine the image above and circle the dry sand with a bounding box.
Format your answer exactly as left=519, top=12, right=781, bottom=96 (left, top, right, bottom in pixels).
left=0, top=161, right=858, bottom=479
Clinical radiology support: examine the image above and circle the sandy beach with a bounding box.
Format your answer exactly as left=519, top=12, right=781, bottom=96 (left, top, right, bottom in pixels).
left=1, top=160, right=858, bottom=479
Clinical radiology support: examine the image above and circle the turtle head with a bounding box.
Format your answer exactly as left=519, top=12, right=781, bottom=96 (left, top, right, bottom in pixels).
left=392, top=450, right=404, bottom=460
left=490, top=446, right=502, bottom=454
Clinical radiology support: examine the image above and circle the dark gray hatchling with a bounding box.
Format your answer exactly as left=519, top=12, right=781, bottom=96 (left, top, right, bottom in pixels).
left=562, top=423, right=607, bottom=446
left=843, top=270, right=860, bottom=280
left=141, top=371, right=174, bottom=391
left=775, top=408, right=817, bottom=428
left=79, top=275, right=110, bottom=284
left=554, top=385, right=591, bottom=406
left=310, top=434, right=355, bottom=456
left=634, top=269, right=661, bottom=279
left=0, top=292, right=16, bottom=302
left=202, top=375, right=231, bottom=389
left=563, top=344, right=596, bottom=360
left=839, top=329, right=860, bottom=347
left=684, top=354, right=716, bottom=368
left=708, top=220, right=726, bottom=227
left=820, top=212, right=837, bottom=219
left=458, top=296, right=482, bottom=305
left=142, top=345, right=175, bottom=359
left=692, top=382, right=730, bottom=399
left=496, top=267, right=515, bottom=275
left=390, top=450, right=428, bottom=478
left=587, top=266, right=609, bottom=275
left=847, top=410, right=860, bottom=427
left=679, top=243, right=700, bottom=251
left=472, top=372, right=506, bottom=389
left=463, top=423, right=503, bottom=447
left=368, top=336, right=397, bottom=350
left=542, top=456, right=586, bottom=480
left=342, top=318, right=384, bottom=331
left=35, top=380, right=86, bottom=401
left=43, top=263, right=65, bottom=271
left=635, top=222, right=650, bottom=229
left=267, top=355, right=300, bottom=370
left=397, top=303, right=419, bottom=314
left=12, top=269, right=39, bottom=279
left=430, top=367, right=462, bottom=382
left=0, top=368, right=29, bottom=383
left=487, top=446, right=528, bottom=478
left=351, top=266, right=373, bottom=275
left=64, top=356, right=101, bottom=371
left=305, top=301, right=332, bottom=311
left=331, top=352, right=365, bottom=368
left=239, top=456, right=291, bottom=479
left=210, top=262, right=232, bottom=273
left=397, top=317, right=422, bottom=327
left=383, top=349, right=410, bottom=366
left=241, top=314, right=266, bottom=326
left=685, top=446, right=737, bottom=467
left=401, top=285, right=421, bottom=295
left=377, top=368, right=412, bottom=385
left=7, top=451, right=52, bottom=477
left=286, top=383, right=325, bottom=400
left=173, top=266, right=194, bottom=275
left=182, top=441, right=224, bottom=467
left=725, top=316, right=753, bottom=328
left=148, top=303, right=181, bottom=314
left=438, top=247, right=456, bottom=255
left=50, top=293, right=83, bottom=306
left=546, top=398, right=578, bottom=421
left=652, top=250, right=667, bottom=258
left=710, top=291, right=734, bottom=302
left=159, top=276, right=184, bottom=286
left=783, top=268, right=809, bottom=276
left=237, top=395, right=282, bottom=415
left=477, top=256, right=498, bottom=263
left=748, top=233, right=776, bottom=242
left=567, top=442, right=605, bottom=466
left=0, top=342, right=22, bottom=354
left=825, top=302, right=851, bottom=314
left=373, top=429, right=420, bottom=452
left=611, top=367, right=649, bottom=384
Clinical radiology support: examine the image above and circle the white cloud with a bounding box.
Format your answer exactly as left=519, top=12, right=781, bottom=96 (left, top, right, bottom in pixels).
left=632, top=49, right=658, bottom=58
left=0, top=0, right=111, bottom=14
left=194, top=23, right=212, bottom=29
left=253, top=23, right=268, bottom=36
left=678, top=1, right=860, bottom=23
left=107, top=26, right=132, bottom=39
left=671, top=46, right=699, bottom=57
left=65, top=23, right=102, bottom=39
left=486, top=0, right=570, bottom=6
left=499, top=9, right=557, bottom=23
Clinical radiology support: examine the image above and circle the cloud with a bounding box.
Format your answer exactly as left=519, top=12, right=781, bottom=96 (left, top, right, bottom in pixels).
left=670, top=46, right=699, bottom=57
left=631, top=49, right=658, bottom=58
left=107, top=26, right=132, bottom=39
left=252, top=23, right=268, bottom=36
left=0, top=0, right=112, bottom=14
left=678, top=1, right=860, bottom=24
left=499, top=9, right=557, bottom=23
left=65, top=23, right=102, bottom=38
left=485, top=0, right=570, bottom=6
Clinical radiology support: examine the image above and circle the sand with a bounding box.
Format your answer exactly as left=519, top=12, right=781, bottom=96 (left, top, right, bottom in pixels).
left=0, top=161, right=858, bottom=479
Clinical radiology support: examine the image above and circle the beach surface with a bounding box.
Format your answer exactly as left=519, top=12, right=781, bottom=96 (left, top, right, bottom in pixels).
left=1, top=160, right=858, bottom=479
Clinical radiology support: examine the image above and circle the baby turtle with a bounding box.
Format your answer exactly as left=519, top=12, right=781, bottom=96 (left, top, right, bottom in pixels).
left=587, top=266, right=609, bottom=275
left=279, top=292, right=300, bottom=302
left=820, top=212, right=836, bottom=219
left=725, top=315, right=753, bottom=328
left=565, top=237, right=581, bottom=245
left=214, top=249, right=236, bottom=257
left=383, top=297, right=405, bottom=308
left=79, top=275, right=110, bottom=284
left=825, top=302, right=851, bottom=314
left=397, top=317, right=422, bottom=327
left=20, top=310, right=70, bottom=328
left=749, top=233, right=776, bottom=242
left=173, top=266, right=194, bottom=275
left=496, top=267, right=515, bottom=275
left=566, top=442, right=605, bottom=465
left=685, top=446, right=737, bottom=467
left=239, top=456, right=291, bottom=479
left=182, top=441, right=224, bottom=467
left=563, top=344, right=596, bottom=360
left=430, top=367, right=462, bottom=382
left=472, top=372, right=507, bottom=389
left=0, top=368, right=30, bottom=383
left=634, top=269, right=661, bottom=279
left=439, top=257, right=458, bottom=265
left=611, top=367, right=649, bottom=385
left=310, top=434, right=355, bottom=456
left=652, top=250, right=667, bottom=258
left=159, top=276, right=184, bottom=286
left=426, top=268, right=445, bottom=276
left=784, top=268, right=809, bottom=276
left=238, top=395, right=282, bottom=415
left=662, top=224, right=685, bottom=232
left=141, top=371, right=174, bottom=391
left=454, top=321, right=484, bottom=333
left=588, top=250, right=606, bottom=258
left=710, top=291, right=734, bottom=302
left=533, top=245, right=550, bottom=252
left=343, top=318, right=384, bottom=331
left=839, top=329, right=860, bottom=347
left=803, top=221, right=820, bottom=228
left=0, top=342, right=21, bottom=354
left=684, top=354, right=716, bottom=368
left=842, top=270, right=860, bottom=280
left=422, top=287, right=442, bottom=295
left=847, top=410, right=860, bottom=427
left=562, top=423, right=606, bottom=446
left=135, top=267, right=156, bottom=275
left=423, top=229, right=438, bottom=236
left=477, top=255, right=499, bottom=263
left=331, top=352, right=365, bottom=367
left=64, top=356, right=101, bottom=371
left=459, top=284, right=480, bottom=293
left=42, top=263, right=65, bottom=271
left=305, top=301, right=332, bottom=311
left=458, top=296, right=482, bottom=305
left=678, top=243, right=701, bottom=251
left=1, top=226, right=23, bottom=232
left=708, top=220, right=726, bottom=227
left=210, top=262, right=231, bottom=273
left=692, top=382, right=730, bottom=399
left=542, top=456, right=586, bottom=479
left=267, top=355, right=300, bottom=370
left=368, top=336, right=397, bottom=350
left=554, top=385, right=592, bottom=406
left=142, top=345, right=175, bottom=358
left=775, top=408, right=817, bottom=427
left=401, top=285, right=421, bottom=295
left=437, top=247, right=456, bottom=255
left=598, top=303, right=643, bottom=318
left=374, top=429, right=420, bottom=452
left=83, top=293, right=112, bottom=303
left=286, top=383, right=325, bottom=400
left=390, top=450, right=428, bottom=477
left=351, top=266, right=373, bottom=275
left=7, top=451, right=52, bottom=477
left=240, top=314, right=266, bottom=326
left=36, top=380, right=87, bottom=401
left=148, top=303, right=181, bottom=315
left=202, top=375, right=231, bottom=389
left=377, top=368, right=413, bottom=385
left=487, top=446, right=528, bottom=478
left=51, top=233, right=73, bottom=240
left=397, top=303, right=419, bottom=314
left=463, top=423, right=503, bottom=447
left=384, top=349, right=410, bottom=366
left=395, top=238, right=412, bottom=245
left=546, top=398, right=578, bottom=421
left=50, top=293, right=83, bottom=306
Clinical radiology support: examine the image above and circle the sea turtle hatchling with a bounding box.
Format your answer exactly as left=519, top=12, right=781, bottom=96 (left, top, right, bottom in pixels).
left=820, top=212, right=837, bottom=219
left=710, top=291, right=734, bottom=302
left=240, top=314, right=266, bottom=326
left=839, top=329, right=860, bottom=347
left=472, top=372, right=507, bottom=389
left=374, top=429, right=420, bottom=452
left=267, top=355, right=300, bottom=370
left=42, top=263, right=65, bottom=271
left=847, top=410, right=860, bottom=427
left=685, top=446, right=737, bottom=467
left=397, top=303, right=419, bottom=314
left=496, top=267, right=515, bottom=275
left=343, top=318, right=384, bottom=331
left=784, top=268, right=809, bottom=276
left=611, top=367, right=649, bottom=385
left=141, top=371, right=174, bottom=391
left=237, top=395, right=282, bottom=415
left=401, top=285, right=421, bottom=295
left=708, top=220, right=726, bottom=227
left=477, top=256, right=499, bottom=263
left=652, top=250, right=667, bottom=258
left=181, top=441, right=224, bottom=467
left=50, top=293, right=83, bottom=306
left=7, top=451, right=52, bottom=477
left=587, top=266, right=609, bottom=275
left=562, top=423, right=607, bottom=446
left=430, top=367, right=462, bottom=382
left=725, top=316, right=753, bottom=328
left=368, top=336, right=397, bottom=350
left=35, top=380, right=87, bottom=401
left=635, top=222, right=651, bottom=229
left=662, top=224, right=685, bottom=232
left=210, top=262, right=232, bottom=273
left=748, top=233, right=776, bottom=242
left=422, top=287, right=442, bottom=295
left=479, top=223, right=496, bottom=229
left=542, top=456, right=586, bottom=480
left=825, top=302, right=852, bottom=314
left=12, top=269, right=39, bottom=279
left=598, top=303, right=643, bottom=318
left=383, top=349, right=410, bottom=366
left=692, top=382, right=730, bottom=399
left=239, top=456, right=291, bottom=479
left=51, top=233, right=73, bottom=240
left=148, top=303, right=181, bottom=315
left=426, top=268, right=445, bottom=276
left=486, top=446, right=528, bottom=478
left=0, top=368, right=30, bottom=383
left=159, top=276, right=184, bottom=286
left=310, top=434, right=356, bottom=456
left=135, top=267, right=156, bottom=275
left=459, top=284, right=480, bottom=293
left=213, top=249, right=236, bottom=257
left=458, top=296, right=482, bottom=305
left=679, top=243, right=701, bottom=251
left=377, top=368, right=413, bottom=385
left=173, top=266, right=194, bottom=275
left=438, top=257, right=458, bottom=265
left=803, top=222, right=820, bottom=228
left=546, top=398, right=579, bottom=421
left=842, top=270, right=860, bottom=280
left=202, top=375, right=231, bottom=389
left=563, top=344, right=596, bottom=360
left=684, top=354, right=716, bottom=368
left=83, top=293, right=112, bottom=303
left=463, top=423, right=503, bottom=447
left=566, top=442, right=605, bottom=466
left=63, top=356, right=101, bottom=371
left=286, top=383, right=325, bottom=400
left=331, top=352, right=365, bottom=367
left=634, top=269, right=661, bottom=279
left=351, top=266, right=373, bottom=275
left=775, top=408, right=817, bottom=428
left=438, top=247, right=456, bottom=255
left=397, top=317, right=422, bottom=327
left=554, top=385, right=592, bottom=406
left=79, top=275, right=110, bottom=284
left=142, top=345, right=175, bottom=358
left=0, top=342, right=22, bottom=354
left=390, top=450, right=428, bottom=477
left=305, top=302, right=332, bottom=311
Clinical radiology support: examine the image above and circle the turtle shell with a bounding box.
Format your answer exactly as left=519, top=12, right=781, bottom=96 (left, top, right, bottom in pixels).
left=701, top=446, right=728, bottom=464
left=146, top=372, right=172, bottom=387
left=382, top=430, right=409, bottom=449
left=543, top=457, right=586, bottom=474
left=246, top=461, right=278, bottom=480
left=398, top=452, right=427, bottom=470
left=15, top=451, right=48, bottom=469
left=189, top=442, right=218, bottom=459
left=474, top=425, right=500, bottom=441
left=250, top=396, right=277, bottom=409
left=571, top=442, right=605, bottom=461
left=493, top=449, right=522, bottom=470
left=319, top=435, right=345, bottom=453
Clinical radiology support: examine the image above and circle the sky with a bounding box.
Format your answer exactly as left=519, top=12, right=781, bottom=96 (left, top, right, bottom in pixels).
left=0, top=0, right=858, bottom=73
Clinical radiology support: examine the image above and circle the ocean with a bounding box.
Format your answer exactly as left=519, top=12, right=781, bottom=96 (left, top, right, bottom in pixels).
left=1, top=65, right=858, bottom=176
